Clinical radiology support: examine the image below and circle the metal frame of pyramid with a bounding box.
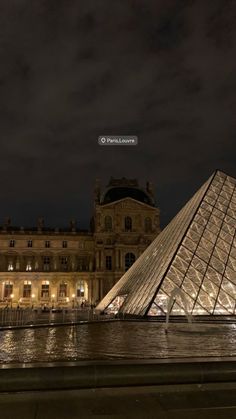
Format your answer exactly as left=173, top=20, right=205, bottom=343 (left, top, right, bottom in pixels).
left=96, top=170, right=236, bottom=316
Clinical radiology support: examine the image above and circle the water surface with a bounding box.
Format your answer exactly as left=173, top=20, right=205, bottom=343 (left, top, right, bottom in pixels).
left=0, top=321, right=236, bottom=363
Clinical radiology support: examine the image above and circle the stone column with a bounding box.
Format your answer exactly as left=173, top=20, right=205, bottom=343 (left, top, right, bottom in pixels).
left=53, top=255, right=58, bottom=271
left=13, top=279, right=20, bottom=302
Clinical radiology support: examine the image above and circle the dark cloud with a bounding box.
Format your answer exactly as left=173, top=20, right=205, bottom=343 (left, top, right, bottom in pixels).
left=0, top=0, right=236, bottom=228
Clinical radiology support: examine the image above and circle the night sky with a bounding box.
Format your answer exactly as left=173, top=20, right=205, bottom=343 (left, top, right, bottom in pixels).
left=1, top=0, right=236, bottom=230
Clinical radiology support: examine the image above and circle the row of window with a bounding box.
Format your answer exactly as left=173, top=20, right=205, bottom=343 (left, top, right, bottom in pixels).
left=6, top=253, right=135, bottom=272
left=9, top=240, right=68, bottom=248
left=2, top=280, right=85, bottom=299
left=104, top=216, right=153, bottom=232
left=7, top=256, right=89, bottom=272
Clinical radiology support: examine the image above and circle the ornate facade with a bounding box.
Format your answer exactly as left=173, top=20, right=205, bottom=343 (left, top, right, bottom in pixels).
left=0, top=178, right=160, bottom=308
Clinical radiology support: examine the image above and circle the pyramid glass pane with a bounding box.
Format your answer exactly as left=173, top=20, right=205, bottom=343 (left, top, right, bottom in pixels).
left=96, top=171, right=236, bottom=317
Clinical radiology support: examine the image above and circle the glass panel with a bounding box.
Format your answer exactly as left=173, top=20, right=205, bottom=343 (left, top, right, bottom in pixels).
left=214, top=302, right=231, bottom=314
left=192, top=303, right=209, bottom=315
left=217, top=290, right=234, bottom=313
left=206, top=221, right=221, bottom=235
left=205, top=266, right=222, bottom=287
left=198, top=237, right=215, bottom=253
left=216, top=237, right=230, bottom=253
left=177, top=246, right=193, bottom=264
left=212, top=208, right=225, bottom=220
left=201, top=278, right=219, bottom=299
left=161, top=278, right=177, bottom=296
left=228, top=257, right=236, bottom=272
left=207, top=190, right=218, bottom=200
left=230, top=247, right=236, bottom=259
left=197, top=289, right=215, bottom=312
left=182, top=236, right=197, bottom=252
left=221, top=277, right=236, bottom=299
left=171, top=301, right=186, bottom=315
left=229, top=201, right=236, bottom=211
left=224, top=266, right=236, bottom=285
left=215, top=201, right=227, bottom=213
left=195, top=245, right=211, bottom=263
left=153, top=291, right=169, bottom=314
left=165, top=266, right=184, bottom=286
left=198, top=207, right=212, bottom=220
left=194, top=214, right=208, bottom=227
left=174, top=292, right=194, bottom=312
left=200, top=201, right=213, bottom=212
left=172, top=255, right=189, bottom=275
left=209, top=255, right=225, bottom=274
left=187, top=229, right=201, bottom=244
left=186, top=266, right=203, bottom=286
left=148, top=303, right=163, bottom=316
left=219, top=230, right=233, bottom=245
left=202, top=229, right=217, bottom=245
left=181, top=277, right=199, bottom=300
left=190, top=221, right=205, bottom=235
left=221, top=222, right=234, bottom=236
left=212, top=246, right=228, bottom=264
left=191, top=256, right=207, bottom=275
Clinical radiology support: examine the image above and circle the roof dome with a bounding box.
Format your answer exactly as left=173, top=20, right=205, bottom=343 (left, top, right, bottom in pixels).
left=101, top=186, right=154, bottom=205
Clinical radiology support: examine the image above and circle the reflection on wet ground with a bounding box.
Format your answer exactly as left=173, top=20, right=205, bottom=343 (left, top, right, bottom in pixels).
left=0, top=321, right=236, bottom=363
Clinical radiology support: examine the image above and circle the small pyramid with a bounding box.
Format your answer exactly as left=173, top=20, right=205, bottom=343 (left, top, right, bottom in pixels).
left=96, top=170, right=236, bottom=316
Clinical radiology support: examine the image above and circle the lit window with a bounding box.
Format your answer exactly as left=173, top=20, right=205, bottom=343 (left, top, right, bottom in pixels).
left=4, top=281, right=13, bottom=298
left=125, top=253, right=136, bottom=271
left=45, top=241, right=50, bottom=248
left=23, top=281, right=31, bottom=298
left=28, top=240, right=33, bottom=247
left=106, top=255, right=112, bottom=270
left=125, top=216, right=132, bottom=232
left=62, top=240, right=67, bottom=248
left=8, top=263, right=14, bottom=271
left=41, top=280, right=50, bottom=298
left=26, top=263, right=32, bottom=271
left=77, top=280, right=85, bottom=297
left=59, top=282, right=67, bottom=297
left=9, top=240, right=15, bottom=247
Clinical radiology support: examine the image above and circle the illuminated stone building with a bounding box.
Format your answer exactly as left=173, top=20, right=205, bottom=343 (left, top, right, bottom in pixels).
left=0, top=178, right=160, bottom=308
left=97, top=171, right=236, bottom=317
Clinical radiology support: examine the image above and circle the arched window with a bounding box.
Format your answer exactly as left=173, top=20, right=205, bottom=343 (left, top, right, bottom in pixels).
left=125, top=253, right=135, bottom=271
left=77, top=280, right=85, bottom=298
left=145, top=217, right=152, bottom=233
left=125, top=216, right=132, bottom=232
left=104, top=215, right=112, bottom=231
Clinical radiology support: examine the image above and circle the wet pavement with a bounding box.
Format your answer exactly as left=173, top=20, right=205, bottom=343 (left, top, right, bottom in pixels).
left=1, top=383, right=236, bottom=419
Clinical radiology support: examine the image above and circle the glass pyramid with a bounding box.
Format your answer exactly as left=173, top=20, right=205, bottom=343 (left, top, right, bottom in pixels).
left=96, top=171, right=236, bottom=316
